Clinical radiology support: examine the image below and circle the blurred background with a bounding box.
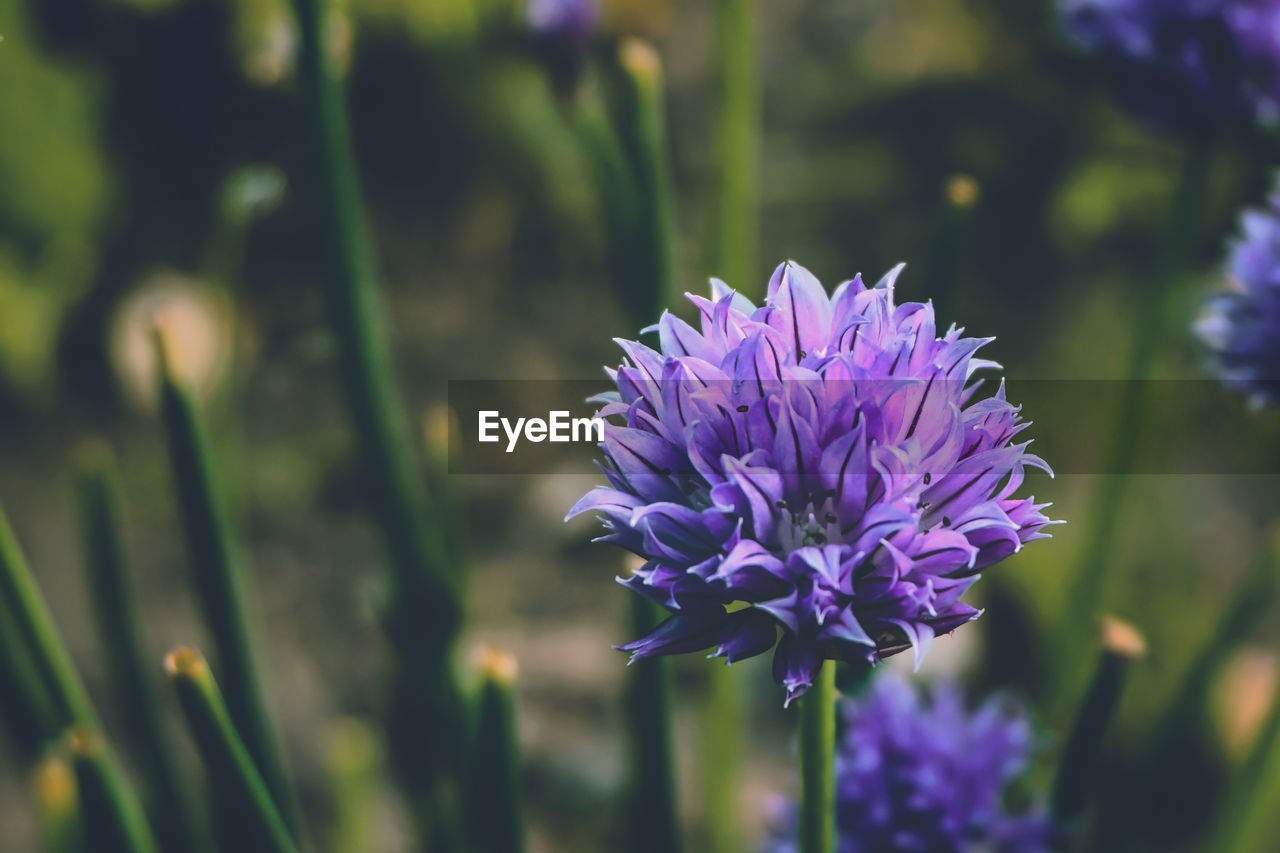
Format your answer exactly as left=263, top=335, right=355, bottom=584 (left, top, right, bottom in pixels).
left=2, top=0, right=1280, bottom=849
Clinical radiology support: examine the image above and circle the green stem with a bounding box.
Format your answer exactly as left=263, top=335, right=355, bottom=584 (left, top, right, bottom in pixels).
left=156, top=336, right=297, bottom=833
left=708, top=0, right=758, bottom=295
left=610, top=39, right=677, bottom=326
left=1212, top=683, right=1280, bottom=853
left=287, top=1, right=465, bottom=842
left=699, top=665, right=743, bottom=853
left=1055, top=139, right=1213, bottom=707
left=0, top=506, right=156, bottom=849
left=921, top=175, right=980, bottom=327
left=1141, top=545, right=1274, bottom=766
left=463, top=650, right=525, bottom=853
left=1204, top=539, right=1280, bottom=853
left=325, top=719, right=383, bottom=853
left=0, top=506, right=97, bottom=729
left=0, top=583, right=59, bottom=757
left=625, top=596, right=681, bottom=853
left=165, top=648, right=297, bottom=853
left=67, top=729, right=159, bottom=853
left=799, top=660, right=836, bottom=853
left=1051, top=617, right=1145, bottom=842
left=74, top=443, right=205, bottom=852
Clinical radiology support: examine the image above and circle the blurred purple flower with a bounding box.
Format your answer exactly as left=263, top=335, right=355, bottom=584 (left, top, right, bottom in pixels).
left=763, top=675, right=1053, bottom=853
left=567, top=261, right=1056, bottom=703
left=526, top=0, right=599, bottom=47
left=1197, top=179, right=1280, bottom=406
left=1061, top=0, right=1280, bottom=129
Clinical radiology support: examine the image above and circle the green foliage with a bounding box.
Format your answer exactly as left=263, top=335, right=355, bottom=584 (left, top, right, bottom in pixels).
left=0, top=0, right=108, bottom=397
left=156, top=335, right=298, bottom=834
left=74, top=444, right=205, bottom=852
left=165, top=648, right=297, bottom=853
left=464, top=650, right=526, bottom=853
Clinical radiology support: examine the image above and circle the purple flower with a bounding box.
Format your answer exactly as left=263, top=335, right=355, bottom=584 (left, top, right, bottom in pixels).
left=567, top=261, right=1056, bottom=703
left=526, top=0, right=599, bottom=47
left=1197, top=179, right=1280, bottom=406
left=1061, top=0, right=1280, bottom=129
left=763, top=675, right=1053, bottom=853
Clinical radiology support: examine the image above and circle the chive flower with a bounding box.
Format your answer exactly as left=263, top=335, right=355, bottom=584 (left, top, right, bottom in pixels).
left=1061, top=0, right=1280, bottom=129
left=567, top=262, right=1056, bottom=703
left=526, top=0, right=599, bottom=47
left=763, top=675, right=1052, bottom=853
left=1196, top=179, right=1280, bottom=406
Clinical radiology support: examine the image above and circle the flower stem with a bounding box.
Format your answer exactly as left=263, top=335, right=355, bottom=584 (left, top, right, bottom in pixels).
left=699, top=665, right=743, bottom=853
left=1204, top=540, right=1280, bottom=853
left=0, top=506, right=98, bottom=730
left=921, top=175, right=980, bottom=327
left=324, top=719, right=383, bottom=853
left=74, top=442, right=205, bottom=852
left=707, top=0, right=758, bottom=295
left=286, top=0, right=465, bottom=840
left=1051, top=616, right=1145, bottom=840
left=799, top=660, right=837, bottom=853
left=464, top=649, right=526, bottom=853
left=0, top=507, right=157, bottom=851
left=1055, top=138, right=1213, bottom=708
left=609, top=38, right=677, bottom=326
left=165, top=648, right=297, bottom=853
left=1212, top=681, right=1280, bottom=853
left=155, top=332, right=298, bottom=835
left=67, top=728, right=160, bottom=853
left=0, top=583, right=59, bottom=757
left=1138, top=543, right=1274, bottom=773
left=625, top=596, right=682, bottom=853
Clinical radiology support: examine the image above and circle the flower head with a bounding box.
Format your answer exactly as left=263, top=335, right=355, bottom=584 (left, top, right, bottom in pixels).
left=1197, top=179, right=1280, bottom=406
left=526, top=0, right=599, bottom=47
left=763, top=675, right=1053, bottom=853
left=1061, top=0, right=1280, bottom=129
left=567, top=261, right=1056, bottom=703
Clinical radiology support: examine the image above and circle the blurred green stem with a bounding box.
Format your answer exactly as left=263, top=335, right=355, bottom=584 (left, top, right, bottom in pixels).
left=609, top=39, right=677, bottom=326
left=0, top=506, right=156, bottom=851
left=1212, top=681, right=1280, bottom=853
left=0, top=584, right=59, bottom=757
left=699, top=665, right=743, bottom=853
left=166, top=648, right=297, bottom=853
left=625, top=596, right=681, bottom=853
left=1205, top=541, right=1280, bottom=853
left=325, top=719, right=383, bottom=853
left=1051, top=617, right=1145, bottom=842
left=708, top=0, right=758, bottom=294
left=0, top=506, right=97, bottom=729
left=68, top=729, right=159, bottom=853
left=74, top=443, right=204, bottom=852
left=1108, top=544, right=1276, bottom=847
left=921, top=176, right=980, bottom=326
left=1140, top=545, right=1274, bottom=767
left=799, top=660, right=836, bottom=853
left=1055, top=139, right=1213, bottom=707
left=156, top=332, right=298, bottom=834
left=463, top=650, right=525, bottom=853
left=287, top=0, right=465, bottom=845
